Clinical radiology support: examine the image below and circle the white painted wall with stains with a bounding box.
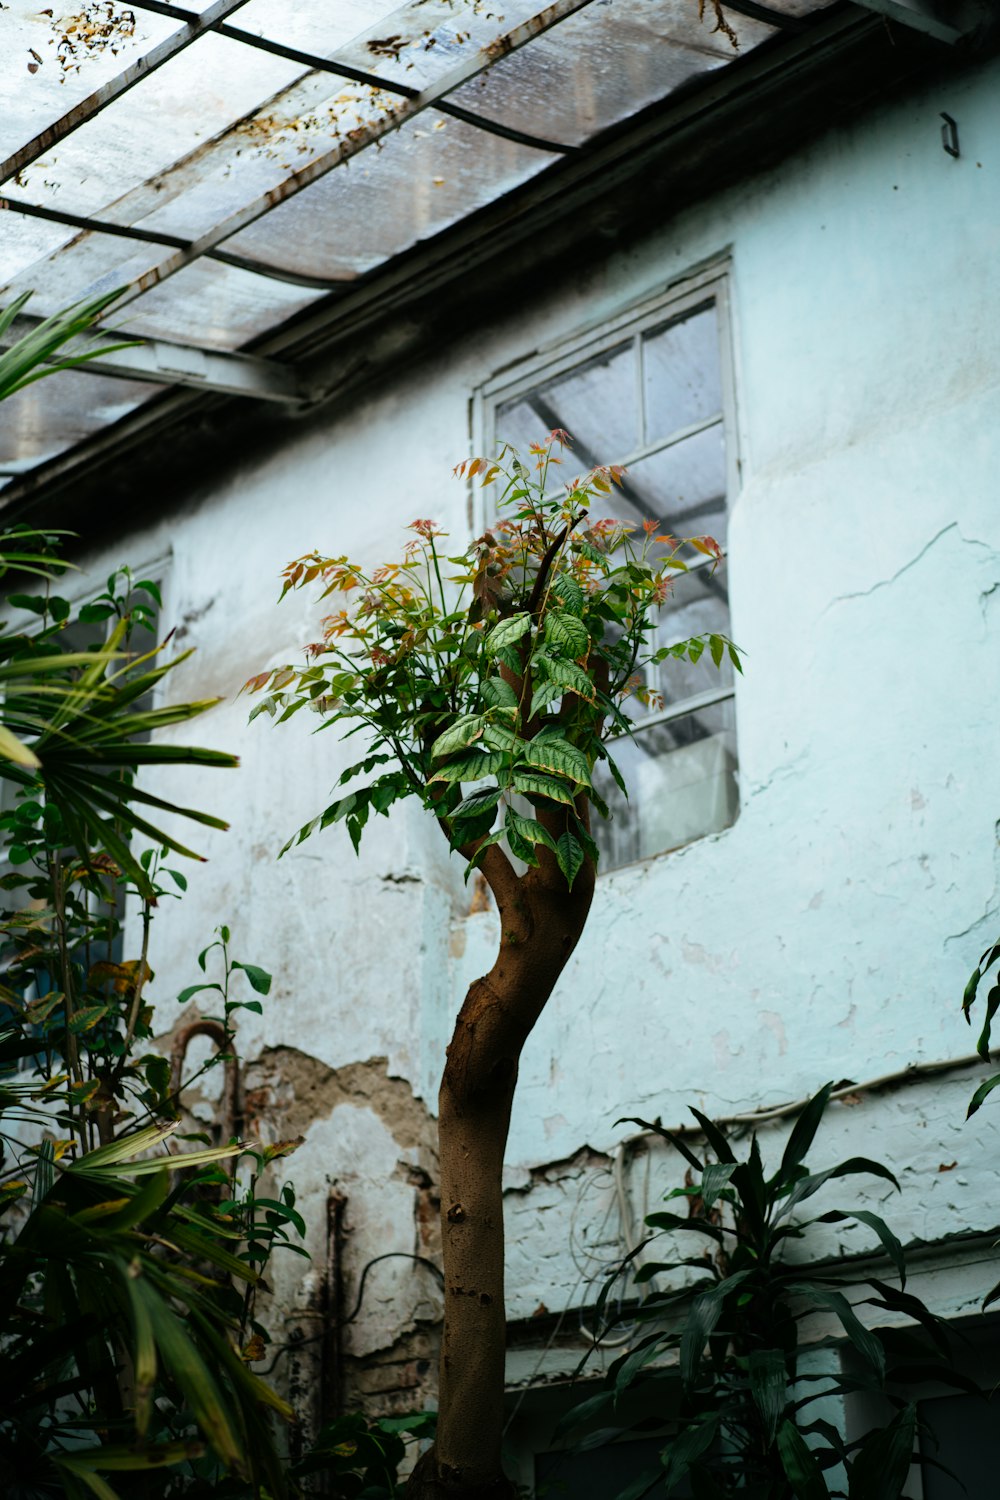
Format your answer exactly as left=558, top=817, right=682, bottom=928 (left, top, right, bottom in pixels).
left=70, top=51, right=1000, bottom=1416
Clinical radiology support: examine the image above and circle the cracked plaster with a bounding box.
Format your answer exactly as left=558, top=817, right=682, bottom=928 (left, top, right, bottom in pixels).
left=60, top=50, right=1000, bottom=1392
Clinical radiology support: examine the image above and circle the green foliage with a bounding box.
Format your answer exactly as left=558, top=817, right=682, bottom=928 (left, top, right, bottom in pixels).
left=290, top=1410, right=437, bottom=1495
left=961, top=935, right=1000, bottom=1119
left=246, top=434, right=739, bottom=880
left=562, top=1086, right=967, bottom=1500
left=0, top=288, right=138, bottom=404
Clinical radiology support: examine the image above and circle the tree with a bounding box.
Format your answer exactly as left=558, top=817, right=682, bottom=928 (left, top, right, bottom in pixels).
left=248, top=433, right=740, bottom=1497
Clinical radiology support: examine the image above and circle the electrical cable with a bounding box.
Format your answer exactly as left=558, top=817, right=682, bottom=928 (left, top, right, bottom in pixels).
left=258, top=1250, right=444, bottom=1376
left=618, top=1047, right=1000, bottom=1150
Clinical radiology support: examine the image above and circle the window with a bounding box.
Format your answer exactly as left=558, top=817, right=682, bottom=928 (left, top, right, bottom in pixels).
left=481, top=270, right=739, bottom=870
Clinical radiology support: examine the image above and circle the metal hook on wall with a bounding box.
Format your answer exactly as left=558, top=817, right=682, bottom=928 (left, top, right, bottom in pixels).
left=940, top=113, right=960, bottom=158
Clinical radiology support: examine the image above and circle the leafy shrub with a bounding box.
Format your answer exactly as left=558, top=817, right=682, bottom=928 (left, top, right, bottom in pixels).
left=560, top=1085, right=971, bottom=1500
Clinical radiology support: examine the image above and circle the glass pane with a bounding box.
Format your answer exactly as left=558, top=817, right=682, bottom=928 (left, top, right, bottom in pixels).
left=497, top=342, right=637, bottom=468
left=654, top=564, right=733, bottom=705
left=11, top=33, right=305, bottom=216
left=0, top=208, right=78, bottom=283
left=0, top=371, right=166, bottom=471
left=643, top=303, right=722, bottom=439
left=0, top=1, right=176, bottom=162
left=620, top=428, right=727, bottom=549
left=116, top=258, right=326, bottom=350
left=224, top=109, right=556, bottom=280
left=447, top=0, right=776, bottom=148
left=318, top=0, right=547, bottom=94
left=229, top=0, right=390, bottom=55
left=594, top=697, right=738, bottom=869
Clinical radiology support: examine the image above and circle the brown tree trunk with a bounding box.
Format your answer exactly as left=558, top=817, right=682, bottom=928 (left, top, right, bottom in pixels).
left=406, top=846, right=594, bottom=1498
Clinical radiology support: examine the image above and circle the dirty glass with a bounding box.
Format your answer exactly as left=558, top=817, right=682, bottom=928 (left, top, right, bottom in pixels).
left=224, top=109, right=556, bottom=279
left=113, top=259, right=326, bottom=350
left=0, top=370, right=166, bottom=471
left=448, top=0, right=776, bottom=149
left=0, top=0, right=838, bottom=496
left=592, top=696, right=738, bottom=868
left=1, top=1, right=176, bottom=162
left=497, top=343, right=637, bottom=465
left=643, top=303, right=723, bottom=439
left=494, top=292, right=736, bottom=868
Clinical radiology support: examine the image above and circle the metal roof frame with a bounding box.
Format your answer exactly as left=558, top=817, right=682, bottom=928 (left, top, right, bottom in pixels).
left=1, top=0, right=991, bottom=518
left=1, top=312, right=302, bottom=403
left=110, top=0, right=600, bottom=315
left=0, top=0, right=255, bottom=186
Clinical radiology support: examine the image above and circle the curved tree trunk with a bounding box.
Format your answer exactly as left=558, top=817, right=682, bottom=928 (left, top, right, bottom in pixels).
left=406, top=849, right=595, bottom=1498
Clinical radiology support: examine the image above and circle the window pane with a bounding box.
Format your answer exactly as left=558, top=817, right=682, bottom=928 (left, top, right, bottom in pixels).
left=654, top=565, right=733, bottom=706
left=594, top=698, right=737, bottom=869
left=643, top=302, right=722, bottom=438
left=622, top=426, right=727, bottom=550
left=497, top=341, right=637, bottom=465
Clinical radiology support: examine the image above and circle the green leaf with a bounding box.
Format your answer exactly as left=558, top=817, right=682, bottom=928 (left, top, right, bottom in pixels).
left=480, top=675, right=518, bottom=709
left=967, top=1071, right=1000, bottom=1117
left=506, top=808, right=558, bottom=855
left=551, top=573, right=584, bottom=615
left=535, top=654, right=595, bottom=702
left=430, top=714, right=487, bottom=761
left=777, top=1157, right=900, bottom=1219
left=524, top=735, right=592, bottom=786
left=452, top=785, right=502, bottom=820
left=680, top=1270, right=753, bottom=1383
left=780, top=1083, right=834, bottom=1179
left=748, top=1348, right=789, bottom=1445
left=484, top=613, right=531, bottom=655
left=512, top=770, right=576, bottom=806
left=661, top=1413, right=721, bottom=1493
left=862, top=1278, right=948, bottom=1359
left=687, top=1106, right=736, bottom=1165
left=644, top=1210, right=724, bottom=1243
left=68, top=1004, right=112, bottom=1033
left=178, top=982, right=223, bottom=1006
left=700, top=1161, right=736, bottom=1211
left=777, top=1421, right=830, bottom=1500
left=787, top=1285, right=885, bottom=1380
left=819, top=1210, right=906, bottom=1287
left=847, top=1404, right=915, bottom=1500
left=603, top=747, right=628, bottom=799
left=129, top=1274, right=243, bottom=1470
left=555, top=831, right=585, bottom=890
left=232, top=962, right=271, bottom=995
left=976, top=982, right=1000, bottom=1059
left=544, top=610, right=589, bottom=658
left=428, top=749, right=507, bottom=784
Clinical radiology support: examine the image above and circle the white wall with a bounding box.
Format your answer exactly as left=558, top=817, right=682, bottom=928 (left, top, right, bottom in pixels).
left=73, top=52, right=1000, bottom=1392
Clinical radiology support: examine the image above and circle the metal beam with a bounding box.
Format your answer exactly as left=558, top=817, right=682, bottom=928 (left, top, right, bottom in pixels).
left=848, top=0, right=985, bottom=44
left=0, top=0, right=254, bottom=188
left=109, top=0, right=601, bottom=315
left=126, top=0, right=577, bottom=154
left=0, top=195, right=356, bottom=294
left=3, top=316, right=303, bottom=404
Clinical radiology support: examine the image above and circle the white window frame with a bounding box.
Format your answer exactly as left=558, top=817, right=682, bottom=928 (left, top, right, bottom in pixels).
left=473, top=260, right=741, bottom=863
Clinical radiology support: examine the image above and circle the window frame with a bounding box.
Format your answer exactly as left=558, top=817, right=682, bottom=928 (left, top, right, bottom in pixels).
left=473, top=260, right=742, bottom=863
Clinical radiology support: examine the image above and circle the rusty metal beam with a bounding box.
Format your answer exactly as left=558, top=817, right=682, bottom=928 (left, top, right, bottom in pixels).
left=0, top=0, right=254, bottom=188
left=126, top=0, right=578, bottom=153
left=2, top=314, right=303, bottom=403
left=107, top=0, right=600, bottom=316
left=0, top=195, right=355, bottom=294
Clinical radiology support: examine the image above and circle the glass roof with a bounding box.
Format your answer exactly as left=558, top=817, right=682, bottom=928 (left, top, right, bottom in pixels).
left=0, top=0, right=842, bottom=499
